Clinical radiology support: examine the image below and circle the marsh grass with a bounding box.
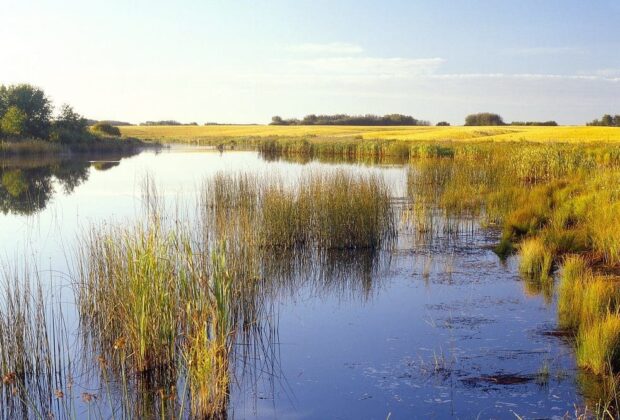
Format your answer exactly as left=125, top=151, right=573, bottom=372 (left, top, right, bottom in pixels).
left=0, top=267, right=74, bottom=420
left=577, top=315, right=620, bottom=375
left=76, top=215, right=233, bottom=418
left=400, top=140, right=620, bottom=400
left=70, top=169, right=397, bottom=418
left=518, top=238, right=555, bottom=283
left=203, top=170, right=396, bottom=251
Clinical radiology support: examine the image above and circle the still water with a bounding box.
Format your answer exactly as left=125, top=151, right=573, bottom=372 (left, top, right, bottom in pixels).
left=0, top=146, right=585, bottom=419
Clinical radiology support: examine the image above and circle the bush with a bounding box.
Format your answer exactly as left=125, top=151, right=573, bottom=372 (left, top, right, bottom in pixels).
left=464, top=113, right=505, bottom=126
left=436, top=121, right=450, bottom=126
left=92, top=122, right=121, bottom=136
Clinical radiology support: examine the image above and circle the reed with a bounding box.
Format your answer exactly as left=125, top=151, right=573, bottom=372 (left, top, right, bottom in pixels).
left=0, top=266, right=73, bottom=419
left=518, top=238, right=555, bottom=283
left=203, top=170, right=396, bottom=251
left=577, top=314, right=620, bottom=375
left=75, top=211, right=234, bottom=417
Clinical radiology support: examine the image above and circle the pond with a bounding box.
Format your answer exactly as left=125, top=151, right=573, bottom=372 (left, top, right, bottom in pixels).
left=0, top=146, right=594, bottom=419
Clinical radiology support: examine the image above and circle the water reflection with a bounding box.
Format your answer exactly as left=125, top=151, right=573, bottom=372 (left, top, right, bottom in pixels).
left=0, top=148, right=610, bottom=419
left=0, top=152, right=139, bottom=215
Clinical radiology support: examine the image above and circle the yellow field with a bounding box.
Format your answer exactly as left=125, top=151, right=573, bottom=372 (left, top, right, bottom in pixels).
left=120, top=125, right=620, bottom=143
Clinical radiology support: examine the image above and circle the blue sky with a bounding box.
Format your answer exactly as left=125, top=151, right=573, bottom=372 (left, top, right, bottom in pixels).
left=2, top=0, right=619, bottom=124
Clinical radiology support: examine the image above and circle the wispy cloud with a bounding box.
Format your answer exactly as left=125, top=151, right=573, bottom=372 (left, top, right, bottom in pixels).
left=504, top=46, right=584, bottom=56
left=285, top=42, right=364, bottom=55
left=426, top=73, right=620, bottom=83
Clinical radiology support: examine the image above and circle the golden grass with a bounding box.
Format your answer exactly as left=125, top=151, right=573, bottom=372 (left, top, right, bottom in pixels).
left=577, top=314, right=620, bottom=375
left=518, top=238, right=555, bottom=282
left=120, top=125, right=620, bottom=143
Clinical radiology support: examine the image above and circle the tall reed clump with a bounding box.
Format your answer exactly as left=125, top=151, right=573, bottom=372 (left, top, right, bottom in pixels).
left=261, top=172, right=395, bottom=250
left=203, top=170, right=396, bottom=251
left=518, top=238, right=555, bottom=283
left=0, top=267, right=72, bottom=419
left=577, top=314, right=620, bottom=375
left=557, top=255, right=620, bottom=375
left=182, top=249, right=232, bottom=418
left=75, top=212, right=234, bottom=418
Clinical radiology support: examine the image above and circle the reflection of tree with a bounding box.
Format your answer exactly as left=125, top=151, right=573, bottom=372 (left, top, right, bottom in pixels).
left=0, top=152, right=138, bottom=215
left=0, top=167, right=55, bottom=215
left=91, top=161, right=120, bottom=171
left=52, top=161, right=89, bottom=193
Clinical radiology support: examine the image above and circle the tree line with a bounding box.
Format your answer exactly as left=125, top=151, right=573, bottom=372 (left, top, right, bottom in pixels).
left=587, top=114, right=620, bottom=127
left=0, top=83, right=122, bottom=143
left=140, top=120, right=198, bottom=126
left=270, top=114, right=431, bottom=126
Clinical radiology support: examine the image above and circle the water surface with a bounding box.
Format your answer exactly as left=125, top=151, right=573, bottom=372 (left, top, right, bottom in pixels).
left=0, top=147, right=588, bottom=419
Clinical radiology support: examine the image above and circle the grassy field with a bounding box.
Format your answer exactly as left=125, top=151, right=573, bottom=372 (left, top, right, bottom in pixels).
left=120, top=125, right=620, bottom=143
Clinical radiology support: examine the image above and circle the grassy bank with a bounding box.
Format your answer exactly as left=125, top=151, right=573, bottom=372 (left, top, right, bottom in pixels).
left=0, top=136, right=158, bottom=157
left=401, top=141, right=620, bottom=397
left=120, top=124, right=620, bottom=144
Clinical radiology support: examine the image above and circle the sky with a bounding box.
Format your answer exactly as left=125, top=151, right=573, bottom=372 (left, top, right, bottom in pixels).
left=2, top=0, right=620, bottom=125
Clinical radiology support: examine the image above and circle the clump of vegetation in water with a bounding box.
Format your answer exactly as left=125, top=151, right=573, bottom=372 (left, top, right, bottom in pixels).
left=518, top=238, right=555, bottom=282
left=203, top=171, right=396, bottom=251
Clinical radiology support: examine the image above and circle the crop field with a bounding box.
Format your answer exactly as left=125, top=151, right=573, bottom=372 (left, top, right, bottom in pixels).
left=120, top=125, right=620, bottom=143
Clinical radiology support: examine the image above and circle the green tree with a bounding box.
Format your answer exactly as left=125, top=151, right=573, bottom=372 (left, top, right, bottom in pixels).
left=0, top=85, right=7, bottom=117
left=0, top=106, right=28, bottom=137
left=270, top=116, right=284, bottom=125
left=601, top=114, right=613, bottom=126
left=0, top=84, right=52, bottom=138
left=51, top=104, right=89, bottom=142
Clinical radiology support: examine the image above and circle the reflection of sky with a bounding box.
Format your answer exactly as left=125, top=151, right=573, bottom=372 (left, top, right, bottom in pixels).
left=0, top=148, right=406, bottom=278
left=0, top=149, right=584, bottom=418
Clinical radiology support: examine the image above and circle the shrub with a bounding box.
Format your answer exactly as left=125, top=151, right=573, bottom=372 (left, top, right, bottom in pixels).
left=91, top=122, right=121, bottom=136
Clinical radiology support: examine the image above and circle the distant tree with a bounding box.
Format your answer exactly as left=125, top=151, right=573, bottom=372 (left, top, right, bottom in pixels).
left=270, top=114, right=429, bottom=126
left=510, top=121, right=558, bottom=126
left=602, top=114, right=614, bottom=126
left=587, top=114, right=620, bottom=127
left=270, top=116, right=284, bottom=125
left=436, top=121, right=450, bottom=126
left=464, top=113, right=505, bottom=126
left=302, top=114, right=318, bottom=125
left=92, top=122, right=121, bottom=136
left=0, top=84, right=52, bottom=138
left=0, top=106, right=28, bottom=137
